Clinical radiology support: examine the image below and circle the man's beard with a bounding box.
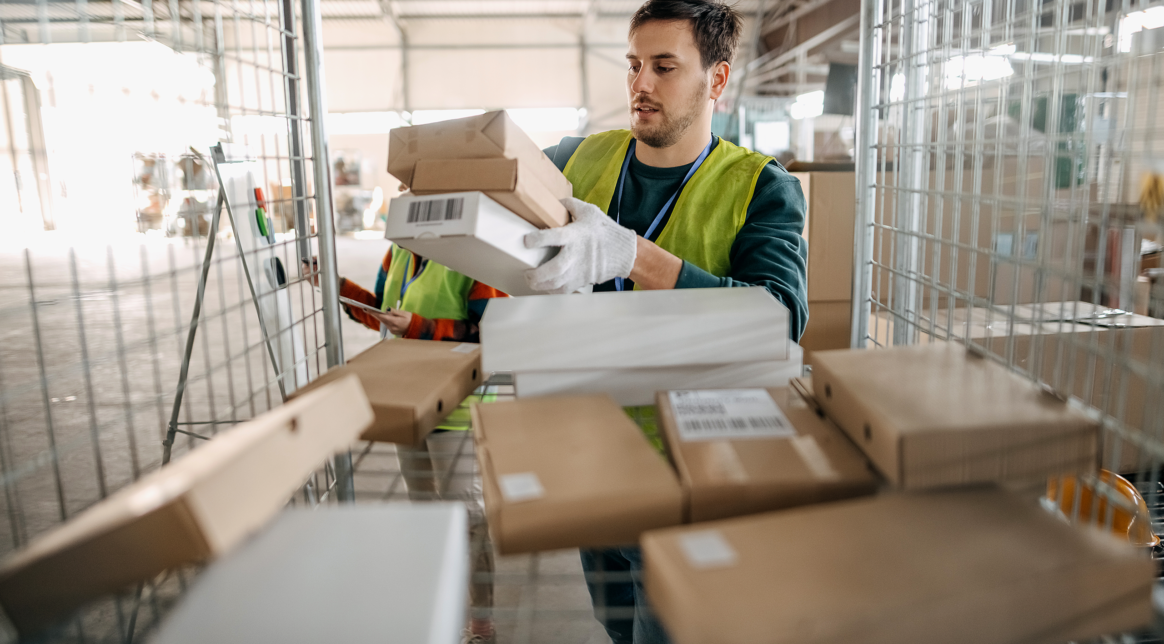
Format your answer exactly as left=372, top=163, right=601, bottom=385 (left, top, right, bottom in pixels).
left=630, top=79, right=707, bottom=150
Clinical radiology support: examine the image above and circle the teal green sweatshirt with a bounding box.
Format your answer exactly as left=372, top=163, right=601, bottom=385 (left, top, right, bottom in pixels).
left=544, top=136, right=809, bottom=340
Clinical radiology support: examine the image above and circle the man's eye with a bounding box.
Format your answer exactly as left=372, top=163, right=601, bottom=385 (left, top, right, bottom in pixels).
left=656, top=66, right=674, bottom=73
left=629, top=65, right=640, bottom=72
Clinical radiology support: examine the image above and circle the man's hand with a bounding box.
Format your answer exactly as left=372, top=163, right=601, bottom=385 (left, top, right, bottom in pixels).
left=372, top=309, right=413, bottom=336
left=523, top=197, right=638, bottom=294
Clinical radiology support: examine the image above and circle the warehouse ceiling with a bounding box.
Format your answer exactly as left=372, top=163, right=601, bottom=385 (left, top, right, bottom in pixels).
left=0, top=0, right=860, bottom=96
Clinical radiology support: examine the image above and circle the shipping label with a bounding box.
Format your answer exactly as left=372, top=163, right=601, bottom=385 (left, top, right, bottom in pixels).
left=669, top=389, right=796, bottom=442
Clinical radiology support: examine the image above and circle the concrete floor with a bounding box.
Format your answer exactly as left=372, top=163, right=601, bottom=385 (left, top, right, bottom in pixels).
left=0, top=232, right=610, bottom=643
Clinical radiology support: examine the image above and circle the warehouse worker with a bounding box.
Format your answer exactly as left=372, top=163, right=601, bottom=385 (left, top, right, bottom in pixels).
left=530, top=1, right=809, bottom=642
left=322, top=247, right=505, bottom=644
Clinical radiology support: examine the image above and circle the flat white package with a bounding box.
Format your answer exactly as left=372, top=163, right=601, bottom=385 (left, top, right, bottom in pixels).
left=481, top=288, right=790, bottom=373
left=515, top=345, right=804, bottom=406
left=386, top=191, right=554, bottom=297
left=153, top=504, right=468, bottom=644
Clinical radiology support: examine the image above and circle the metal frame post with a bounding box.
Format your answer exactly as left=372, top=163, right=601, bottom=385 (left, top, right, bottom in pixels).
left=300, top=0, right=354, bottom=501
left=281, top=0, right=312, bottom=264
left=851, top=0, right=883, bottom=348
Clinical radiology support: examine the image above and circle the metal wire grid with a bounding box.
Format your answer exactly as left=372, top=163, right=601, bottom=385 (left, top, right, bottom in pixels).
left=0, top=0, right=349, bottom=640
left=852, top=0, right=1164, bottom=635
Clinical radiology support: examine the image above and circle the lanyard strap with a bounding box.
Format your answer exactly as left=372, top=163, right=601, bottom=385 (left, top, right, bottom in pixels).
left=399, top=253, right=427, bottom=303
left=613, top=136, right=715, bottom=291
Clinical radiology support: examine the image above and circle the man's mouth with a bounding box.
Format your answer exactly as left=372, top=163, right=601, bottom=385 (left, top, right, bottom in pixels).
left=635, top=105, right=660, bottom=115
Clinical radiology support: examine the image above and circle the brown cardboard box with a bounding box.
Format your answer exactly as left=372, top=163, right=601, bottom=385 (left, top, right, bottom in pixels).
left=291, top=339, right=483, bottom=446
left=810, top=344, right=1099, bottom=489
left=655, top=387, right=878, bottom=523
left=0, top=376, right=373, bottom=635
left=867, top=304, right=1164, bottom=472
left=472, top=395, right=683, bottom=554
left=800, top=300, right=851, bottom=363
left=411, top=158, right=569, bottom=229
left=641, top=488, right=1154, bottom=644
left=792, top=171, right=855, bottom=303
left=387, top=110, right=571, bottom=200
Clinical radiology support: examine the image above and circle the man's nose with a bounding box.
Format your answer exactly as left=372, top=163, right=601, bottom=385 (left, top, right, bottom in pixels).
left=630, top=68, right=653, bottom=95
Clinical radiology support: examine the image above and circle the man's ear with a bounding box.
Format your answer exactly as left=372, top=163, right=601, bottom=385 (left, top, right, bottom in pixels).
left=709, top=61, right=730, bottom=100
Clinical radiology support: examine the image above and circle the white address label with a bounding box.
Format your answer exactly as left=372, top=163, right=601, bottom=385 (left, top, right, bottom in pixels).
left=498, top=472, right=545, bottom=503
left=669, top=389, right=796, bottom=442
left=679, top=530, right=738, bottom=569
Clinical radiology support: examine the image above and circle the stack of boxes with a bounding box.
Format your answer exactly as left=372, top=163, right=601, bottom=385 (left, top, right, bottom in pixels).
left=383, top=110, right=573, bottom=296
left=638, top=344, right=1154, bottom=643
left=470, top=321, right=1154, bottom=641
left=480, top=287, right=803, bottom=406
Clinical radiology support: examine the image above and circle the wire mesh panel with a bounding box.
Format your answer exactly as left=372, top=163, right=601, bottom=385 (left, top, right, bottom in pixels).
left=854, top=0, right=1164, bottom=635
left=0, top=0, right=346, bottom=640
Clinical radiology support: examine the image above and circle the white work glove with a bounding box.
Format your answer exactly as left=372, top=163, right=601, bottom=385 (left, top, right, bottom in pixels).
left=523, top=197, right=638, bottom=294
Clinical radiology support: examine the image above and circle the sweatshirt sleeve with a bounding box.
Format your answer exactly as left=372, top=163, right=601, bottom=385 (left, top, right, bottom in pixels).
left=673, top=164, right=809, bottom=341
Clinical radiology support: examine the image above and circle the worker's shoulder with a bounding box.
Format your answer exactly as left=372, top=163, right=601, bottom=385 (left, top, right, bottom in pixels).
left=543, top=136, right=587, bottom=172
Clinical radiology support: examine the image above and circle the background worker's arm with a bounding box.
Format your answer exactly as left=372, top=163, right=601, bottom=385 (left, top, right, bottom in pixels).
left=393, top=281, right=508, bottom=342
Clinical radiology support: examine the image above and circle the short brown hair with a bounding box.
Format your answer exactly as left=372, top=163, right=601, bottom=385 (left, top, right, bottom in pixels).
left=629, top=0, right=744, bottom=69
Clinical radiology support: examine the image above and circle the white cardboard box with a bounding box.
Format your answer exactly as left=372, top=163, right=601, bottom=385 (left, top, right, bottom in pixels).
left=153, top=505, right=468, bottom=644
left=481, top=288, right=791, bottom=373
left=385, top=191, right=554, bottom=297
left=514, top=345, right=804, bottom=406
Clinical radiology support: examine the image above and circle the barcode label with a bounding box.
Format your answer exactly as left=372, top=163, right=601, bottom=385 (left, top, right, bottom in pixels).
left=407, top=197, right=464, bottom=223
left=669, top=389, right=796, bottom=442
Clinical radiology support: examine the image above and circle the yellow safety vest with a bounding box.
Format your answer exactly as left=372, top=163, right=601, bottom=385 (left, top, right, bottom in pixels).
left=381, top=244, right=474, bottom=319
left=562, top=129, right=772, bottom=281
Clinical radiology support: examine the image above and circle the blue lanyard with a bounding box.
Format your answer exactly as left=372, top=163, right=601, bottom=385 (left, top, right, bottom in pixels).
left=612, top=136, right=715, bottom=291
left=400, top=253, right=427, bottom=303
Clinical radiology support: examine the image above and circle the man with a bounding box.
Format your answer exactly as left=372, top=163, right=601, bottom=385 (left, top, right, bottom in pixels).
left=525, top=1, right=809, bottom=642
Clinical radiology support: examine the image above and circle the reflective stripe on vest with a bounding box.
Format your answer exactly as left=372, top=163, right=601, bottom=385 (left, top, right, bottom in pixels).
left=563, top=129, right=772, bottom=279
left=382, top=244, right=474, bottom=320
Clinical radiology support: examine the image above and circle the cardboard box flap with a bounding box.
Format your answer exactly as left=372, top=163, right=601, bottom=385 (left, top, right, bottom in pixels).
left=641, top=489, right=1154, bottom=644
left=472, top=395, right=683, bottom=553
left=810, top=344, right=1098, bottom=489
left=0, top=375, right=373, bottom=634
left=292, top=339, right=483, bottom=445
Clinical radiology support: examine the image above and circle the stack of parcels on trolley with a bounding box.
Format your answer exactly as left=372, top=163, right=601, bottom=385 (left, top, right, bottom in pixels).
left=480, top=287, right=802, bottom=406
left=384, top=110, right=573, bottom=296
left=640, top=343, right=1156, bottom=643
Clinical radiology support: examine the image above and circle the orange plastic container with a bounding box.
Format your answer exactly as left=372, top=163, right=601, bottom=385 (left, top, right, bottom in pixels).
left=1046, top=469, right=1159, bottom=548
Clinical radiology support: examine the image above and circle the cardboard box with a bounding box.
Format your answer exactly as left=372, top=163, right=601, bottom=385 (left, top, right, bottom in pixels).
left=0, top=376, right=373, bottom=635
left=641, top=488, right=1154, bottom=644
left=481, top=288, right=790, bottom=373
left=387, top=110, right=571, bottom=199
left=792, top=171, right=855, bottom=302
left=411, top=158, right=569, bottom=229
left=800, top=300, right=851, bottom=363
left=154, top=505, right=467, bottom=644
left=385, top=191, right=555, bottom=297
left=655, top=386, right=878, bottom=523
left=514, top=345, right=804, bottom=406
left=867, top=304, right=1164, bottom=472
left=472, top=395, right=683, bottom=554
left=291, top=339, right=483, bottom=446
left=810, top=344, right=1099, bottom=490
